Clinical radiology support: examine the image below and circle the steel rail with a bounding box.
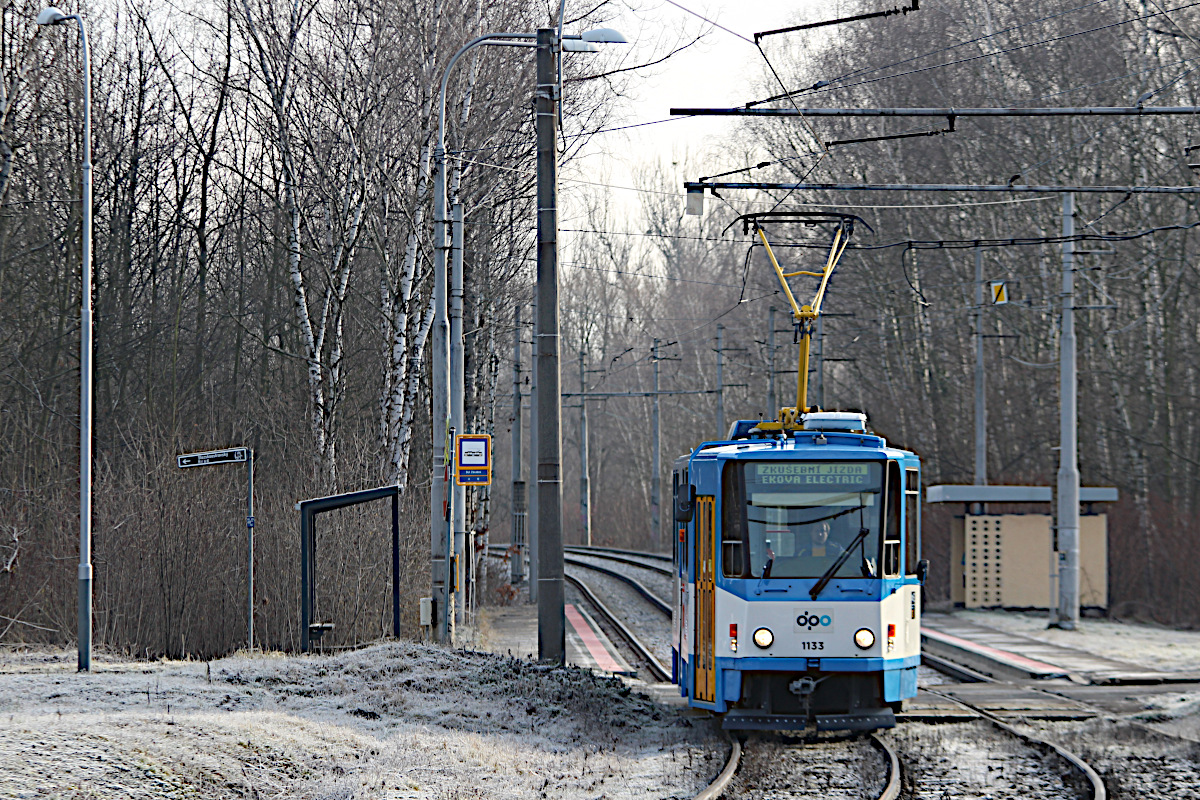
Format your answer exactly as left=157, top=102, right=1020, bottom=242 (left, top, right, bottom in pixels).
left=563, top=570, right=671, bottom=681
left=567, top=544, right=673, bottom=563
left=924, top=687, right=1106, bottom=800
left=921, top=652, right=994, bottom=683
left=565, top=546, right=674, bottom=576
left=482, top=546, right=670, bottom=680
left=564, top=555, right=672, bottom=615
left=692, top=736, right=742, bottom=800
left=924, top=648, right=1200, bottom=751
left=696, top=735, right=900, bottom=800
left=870, top=733, right=903, bottom=800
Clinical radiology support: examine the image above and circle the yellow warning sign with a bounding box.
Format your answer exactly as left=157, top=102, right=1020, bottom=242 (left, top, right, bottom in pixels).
left=990, top=281, right=1008, bottom=305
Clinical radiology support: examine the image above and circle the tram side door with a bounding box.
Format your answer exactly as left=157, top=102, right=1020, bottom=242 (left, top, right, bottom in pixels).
left=694, top=496, right=716, bottom=703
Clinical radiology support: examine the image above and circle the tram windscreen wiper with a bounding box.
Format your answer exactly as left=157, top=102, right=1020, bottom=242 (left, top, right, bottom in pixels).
left=810, top=526, right=871, bottom=600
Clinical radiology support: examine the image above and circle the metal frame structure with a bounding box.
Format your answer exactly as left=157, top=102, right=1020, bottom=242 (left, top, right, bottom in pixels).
left=687, top=181, right=1200, bottom=195
left=671, top=105, right=1200, bottom=118
left=298, top=485, right=401, bottom=652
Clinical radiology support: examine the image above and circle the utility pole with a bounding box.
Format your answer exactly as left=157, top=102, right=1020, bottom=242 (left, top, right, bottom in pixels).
left=534, top=28, right=564, bottom=663
left=1055, top=192, right=1081, bottom=630
left=511, top=307, right=525, bottom=584
left=451, top=202, right=467, bottom=623
left=579, top=350, right=592, bottom=546
left=528, top=298, right=538, bottom=603
left=767, top=306, right=777, bottom=420
left=973, top=246, right=988, bottom=516
left=246, top=451, right=255, bottom=651
left=430, top=134, right=451, bottom=646
left=651, top=339, right=661, bottom=549
left=716, top=325, right=725, bottom=438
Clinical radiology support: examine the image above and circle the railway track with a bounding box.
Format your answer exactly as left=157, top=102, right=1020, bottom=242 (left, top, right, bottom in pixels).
left=571, top=547, right=1108, bottom=799
left=483, top=544, right=671, bottom=680
left=492, top=545, right=1200, bottom=798
left=695, top=732, right=900, bottom=800
left=564, top=545, right=673, bottom=576
left=564, top=554, right=671, bottom=615
left=563, top=570, right=671, bottom=681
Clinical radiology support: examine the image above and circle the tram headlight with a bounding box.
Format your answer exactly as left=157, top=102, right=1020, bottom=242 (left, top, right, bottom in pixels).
left=752, top=627, right=774, bottom=649
left=854, top=627, right=876, bottom=650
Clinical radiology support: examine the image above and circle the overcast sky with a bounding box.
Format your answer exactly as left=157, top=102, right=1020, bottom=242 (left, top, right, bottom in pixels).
left=563, top=0, right=826, bottom=223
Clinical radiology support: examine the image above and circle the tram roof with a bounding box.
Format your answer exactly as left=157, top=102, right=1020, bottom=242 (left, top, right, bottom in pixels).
left=684, top=428, right=916, bottom=462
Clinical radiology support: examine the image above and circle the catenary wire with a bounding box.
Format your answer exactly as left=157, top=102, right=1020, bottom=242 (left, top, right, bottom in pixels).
left=756, top=0, right=1122, bottom=102
left=752, top=1, right=1200, bottom=104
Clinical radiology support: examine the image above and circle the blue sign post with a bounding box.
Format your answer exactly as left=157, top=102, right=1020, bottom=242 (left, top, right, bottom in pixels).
left=178, top=446, right=254, bottom=650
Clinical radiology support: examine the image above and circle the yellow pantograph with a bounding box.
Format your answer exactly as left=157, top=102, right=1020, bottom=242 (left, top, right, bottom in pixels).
left=754, top=221, right=853, bottom=429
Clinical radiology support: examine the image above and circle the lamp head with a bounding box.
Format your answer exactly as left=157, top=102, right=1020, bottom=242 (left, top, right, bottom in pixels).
left=580, top=27, right=626, bottom=44
left=36, top=7, right=68, bottom=25
left=562, top=39, right=600, bottom=53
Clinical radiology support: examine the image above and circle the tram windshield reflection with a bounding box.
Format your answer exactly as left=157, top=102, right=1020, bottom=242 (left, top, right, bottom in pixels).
left=735, top=461, right=883, bottom=579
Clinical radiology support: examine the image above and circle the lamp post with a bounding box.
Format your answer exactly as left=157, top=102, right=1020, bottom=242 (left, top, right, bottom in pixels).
left=432, top=32, right=537, bottom=644
left=37, top=6, right=92, bottom=672
left=430, top=25, right=623, bottom=651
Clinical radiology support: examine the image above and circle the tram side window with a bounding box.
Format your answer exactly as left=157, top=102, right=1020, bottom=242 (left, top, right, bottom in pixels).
left=672, top=471, right=679, bottom=566
left=883, top=462, right=902, bottom=577
left=905, top=468, right=920, bottom=573
left=721, top=462, right=749, bottom=577
left=673, top=469, right=688, bottom=568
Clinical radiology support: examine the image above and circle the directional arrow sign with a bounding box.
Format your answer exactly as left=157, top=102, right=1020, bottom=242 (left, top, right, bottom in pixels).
left=177, top=447, right=250, bottom=468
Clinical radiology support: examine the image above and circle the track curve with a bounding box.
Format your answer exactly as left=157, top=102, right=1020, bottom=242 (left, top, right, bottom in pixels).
left=563, top=570, right=671, bottom=681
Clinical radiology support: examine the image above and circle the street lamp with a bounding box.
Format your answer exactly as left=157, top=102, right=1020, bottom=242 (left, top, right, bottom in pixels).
left=37, top=6, right=93, bottom=671
left=36, top=6, right=93, bottom=672
left=430, top=26, right=623, bottom=650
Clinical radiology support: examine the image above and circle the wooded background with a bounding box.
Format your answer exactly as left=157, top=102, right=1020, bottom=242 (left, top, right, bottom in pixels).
left=4, top=0, right=1199, bottom=657
left=538, top=0, right=1200, bottom=627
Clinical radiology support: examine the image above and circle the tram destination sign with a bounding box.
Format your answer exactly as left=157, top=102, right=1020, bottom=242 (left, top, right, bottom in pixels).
left=177, top=447, right=250, bottom=468
left=753, top=463, right=874, bottom=487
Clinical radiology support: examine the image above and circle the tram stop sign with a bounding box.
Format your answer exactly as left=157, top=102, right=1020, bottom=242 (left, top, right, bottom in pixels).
left=455, top=434, right=491, bottom=486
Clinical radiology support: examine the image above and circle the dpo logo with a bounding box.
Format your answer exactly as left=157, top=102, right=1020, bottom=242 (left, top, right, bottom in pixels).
left=795, top=611, right=833, bottom=630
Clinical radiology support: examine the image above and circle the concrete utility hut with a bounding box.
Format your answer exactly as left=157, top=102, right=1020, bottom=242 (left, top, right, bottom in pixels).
left=926, top=485, right=1118, bottom=611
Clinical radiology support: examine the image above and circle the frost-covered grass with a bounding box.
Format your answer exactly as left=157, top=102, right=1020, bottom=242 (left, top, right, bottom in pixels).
left=0, top=642, right=722, bottom=799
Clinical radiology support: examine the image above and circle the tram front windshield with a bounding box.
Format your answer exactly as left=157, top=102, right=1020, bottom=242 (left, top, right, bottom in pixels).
left=738, top=461, right=882, bottom=579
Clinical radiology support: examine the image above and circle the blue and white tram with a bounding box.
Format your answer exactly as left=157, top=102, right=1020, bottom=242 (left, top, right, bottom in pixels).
left=670, top=412, right=927, bottom=732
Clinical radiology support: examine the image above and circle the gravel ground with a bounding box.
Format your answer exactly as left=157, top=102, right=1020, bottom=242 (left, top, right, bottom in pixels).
left=882, top=720, right=1085, bottom=800
left=0, top=643, right=722, bottom=799
left=916, top=664, right=952, bottom=686
left=722, top=734, right=889, bottom=799
left=1013, top=717, right=1200, bottom=800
